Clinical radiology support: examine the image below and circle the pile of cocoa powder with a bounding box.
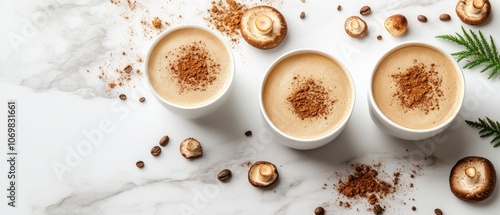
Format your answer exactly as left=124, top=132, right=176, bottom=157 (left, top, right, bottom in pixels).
left=392, top=60, right=443, bottom=113
left=287, top=76, right=336, bottom=120
left=167, top=41, right=220, bottom=93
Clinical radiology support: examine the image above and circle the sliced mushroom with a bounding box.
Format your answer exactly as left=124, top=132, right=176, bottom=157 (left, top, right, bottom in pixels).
left=344, top=16, right=368, bottom=38
left=179, top=138, right=203, bottom=159
left=384, top=14, right=408, bottom=37
left=248, top=161, right=279, bottom=188
left=240, top=6, right=287, bottom=50
left=449, top=156, right=496, bottom=202
left=456, top=0, right=491, bottom=25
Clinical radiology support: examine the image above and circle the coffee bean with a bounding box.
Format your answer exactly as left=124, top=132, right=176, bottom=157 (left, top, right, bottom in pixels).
left=217, top=169, right=232, bottom=182
left=360, top=6, right=371, bottom=16
left=434, top=208, right=443, bottom=215
left=439, top=14, right=451, bottom=21
left=159, top=135, right=170, bottom=146
left=337, top=5, right=342, bottom=11
left=314, top=207, right=325, bottom=215
left=377, top=35, right=383, bottom=40
left=412, top=206, right=416, bottom=211
left=374, top=204, right=384, bottom=214
left=245, top=130, right=252, bottom=136
left=119, top=94, right=127, bottom=100
left=417, top=15, right=427, bottom=22
left=124, top=65, right=133, bottom=73
left=136, top=160, right=144, bottom=168
left=139, top=97, right=146, bottom=102
left=300, top=11, right=305, bottom=19
left=151, top=145, right=161, bottom=156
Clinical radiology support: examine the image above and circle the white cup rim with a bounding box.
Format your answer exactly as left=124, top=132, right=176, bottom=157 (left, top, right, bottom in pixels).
left=144, top=24, right=235, bottom=110
left=368, top=41, right=465, bottom=133
left=260, top=49, right=356, bottom=143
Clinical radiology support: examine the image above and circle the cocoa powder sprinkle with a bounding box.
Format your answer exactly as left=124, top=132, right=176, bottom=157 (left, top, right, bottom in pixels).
left=287, top=77, right=336, bottom=120
left=392, top=60, right=443, bottom=113
left=337, top=164, right=396, bottom=207
left=206, top=0, right=248, bottom=43
left=167, top=41, right=219, bottom=93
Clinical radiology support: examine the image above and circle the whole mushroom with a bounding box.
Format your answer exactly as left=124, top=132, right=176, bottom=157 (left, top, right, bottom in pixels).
left=456, top=0, right=492, bottom=25
left=248, top=161, right=279, bottom=188
left=384, top=14, right=408, bottom=37
left=344, top=16, right=368, bottom=38
left=240, top=6, right=287, bottom=50
left=449, top=156, right=496, bottom=202
left=179, top=138, right=203, bottom=159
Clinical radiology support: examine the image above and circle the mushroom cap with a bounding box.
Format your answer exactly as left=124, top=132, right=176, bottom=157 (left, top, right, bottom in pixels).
left=456, top=0, right=491, bottom=25
left=449, top=156, right=496, bottom=202
left=240, top=6, right=287, bottom=50
left=344, top=16, right=368, bottom=38
left=248, top=161, right=279, bottom=188
left=384, top=14, right=408, bottom=37
left=179, top=138, right=203, bottom=159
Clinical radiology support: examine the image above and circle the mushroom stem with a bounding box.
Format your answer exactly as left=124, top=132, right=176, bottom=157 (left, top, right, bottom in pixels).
left=258, top=164, right=273, bottom=181
left=464, top=167, right=480, bottom=185
left=350, top=20, right=360, bottom=30
left=468, top=0, right=484, bottom=14
left=187, top=141, right=197, bottom=151
left=473, top=0, right=485, bottom=9
left=255, top=15, right=273, bottom=35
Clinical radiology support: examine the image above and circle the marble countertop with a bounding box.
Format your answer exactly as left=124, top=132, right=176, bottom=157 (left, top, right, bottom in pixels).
left=1, top=0, right=500, bottom=214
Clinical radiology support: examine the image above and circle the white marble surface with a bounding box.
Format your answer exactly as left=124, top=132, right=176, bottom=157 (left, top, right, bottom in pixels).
left=1, top=0, right=500, bottom=214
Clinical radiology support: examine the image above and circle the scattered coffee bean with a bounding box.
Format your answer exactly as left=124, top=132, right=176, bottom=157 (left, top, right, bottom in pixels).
left=411, top=206, right=416, bottom=211
left=377, top=35, right=383, bottom=40
left=159, top=135, right=170, bottom=146
left=417, top=15, right=428, bottom=22
left=434, top=208, right=443, bottom=215
left=119, top=94, right=127, bottom=100
left=374, top=204, right=384, bottom=214
left=217, top=169, right=232, bottom=182
left=139, top=97, right=146, bottom=102
left=245, top=130, right=252, bottom=136
left=136, top=160, right=144, bottom=168
left=300, top=11, right=305, bottom=19
left=151, top=145, right=161, bottom=156
left=337, top=5, right=342, bottom=11
left=360, top=6, right=371, bottom=16
left=124, top=65, right=133, bottom=73
left=314, top=207, right=325, bottom=215
left=439, top=14, right=451, bottom=21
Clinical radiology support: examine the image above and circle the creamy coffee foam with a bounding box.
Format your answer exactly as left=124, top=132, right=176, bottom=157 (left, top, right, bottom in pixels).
left=262, top=53, right=353, bottom=139
left=148, top=27, right=231, bottom=107
left=373, top=45, right=462, bottom=130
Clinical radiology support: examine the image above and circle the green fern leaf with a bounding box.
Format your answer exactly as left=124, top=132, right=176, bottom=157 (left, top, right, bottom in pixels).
left=437, top=26, right=500, bottom=79
left=466, top=117, right=500, bottom=148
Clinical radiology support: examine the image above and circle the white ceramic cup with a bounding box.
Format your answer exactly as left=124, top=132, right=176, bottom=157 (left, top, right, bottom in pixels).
left=145, top=25, right=235, bottom=119
left=259, top=49, right=356, bottom=150
left=368, top=42, right=465, bottom=140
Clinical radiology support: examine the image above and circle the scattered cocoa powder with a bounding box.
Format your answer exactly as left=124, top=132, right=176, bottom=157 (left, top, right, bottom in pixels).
left=287, top=76, right=336, bottom=120
left=206, top=0, right=248, bottom=43
left=167, top=41, right=220, bottom=93
left=392, top=60, right=443, bottom=114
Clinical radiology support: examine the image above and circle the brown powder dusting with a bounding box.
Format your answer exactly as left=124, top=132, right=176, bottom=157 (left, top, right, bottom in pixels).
left=337, top=164, right=396, bottom=207
left=167, top=41, right=220, bottom=93
left=287, top=76, right=336, bottom=120
left=206, top=0, right=248, bottom=43
left=391, top=60, right=443, bottom=113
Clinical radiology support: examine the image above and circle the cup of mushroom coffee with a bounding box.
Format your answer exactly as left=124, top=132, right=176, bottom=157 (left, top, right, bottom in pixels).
left=368, top=42, right=465, bottom=140
left=260, top=50, right=356, bottom=150
left=145, top=25, right=235, bottom=119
